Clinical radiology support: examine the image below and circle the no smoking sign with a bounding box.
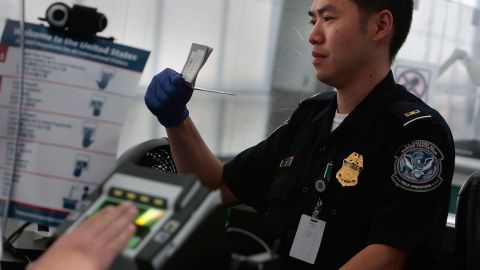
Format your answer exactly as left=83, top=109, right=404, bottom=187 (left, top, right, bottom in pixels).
left=394, top=64, right=434, bottom=102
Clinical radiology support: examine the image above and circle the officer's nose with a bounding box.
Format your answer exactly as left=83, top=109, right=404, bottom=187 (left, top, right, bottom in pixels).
left=308, top=22, right=325, bottom=45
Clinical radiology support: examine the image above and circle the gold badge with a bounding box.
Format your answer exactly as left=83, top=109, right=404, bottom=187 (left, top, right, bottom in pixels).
left=279, top=156, right=294, bottom=168
left=404, top=109, right=420, bottom=117
left=336, top=152, right=364, bottom=187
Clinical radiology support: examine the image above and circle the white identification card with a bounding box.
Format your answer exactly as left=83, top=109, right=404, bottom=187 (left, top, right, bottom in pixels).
left=289, top=214, right=326, bottom=264
left=181, top=43, right=213, bottom=87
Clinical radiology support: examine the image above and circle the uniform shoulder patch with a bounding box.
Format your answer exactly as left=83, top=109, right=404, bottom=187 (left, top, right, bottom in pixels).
left=391, top=140, right=444, bottom=192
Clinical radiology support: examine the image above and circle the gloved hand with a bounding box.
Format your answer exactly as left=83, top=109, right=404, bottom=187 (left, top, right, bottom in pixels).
left=145, top=68, right=194, bottom=127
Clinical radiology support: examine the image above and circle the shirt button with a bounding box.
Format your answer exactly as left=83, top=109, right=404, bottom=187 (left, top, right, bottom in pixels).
left=331, top=209, right=338, bottom=216
left=302, top=186, right=309, bottom=193
left=286, top=230, right=293, bottom=237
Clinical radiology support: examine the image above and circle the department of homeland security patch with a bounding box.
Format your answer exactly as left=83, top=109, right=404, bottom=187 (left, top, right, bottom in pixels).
left=392, top=140, right=444, bottom=192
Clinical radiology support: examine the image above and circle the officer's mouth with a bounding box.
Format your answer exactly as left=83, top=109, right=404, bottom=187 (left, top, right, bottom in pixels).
left=312, top=51, right=327, bottom=65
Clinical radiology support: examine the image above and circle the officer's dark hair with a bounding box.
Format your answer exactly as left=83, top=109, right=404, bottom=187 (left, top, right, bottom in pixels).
left=350, top=0, right=414, bottom=63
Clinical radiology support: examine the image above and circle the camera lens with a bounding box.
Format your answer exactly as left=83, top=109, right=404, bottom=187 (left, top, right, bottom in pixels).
left=46, top=2, right=70, bottom=28
left=97, top=14, right=107, bottom=32
left=52, top=10, right=65, bottom=21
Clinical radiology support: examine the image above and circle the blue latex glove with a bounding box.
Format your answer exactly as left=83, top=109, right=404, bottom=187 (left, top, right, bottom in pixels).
left=145, top=68, right=194, bottom=127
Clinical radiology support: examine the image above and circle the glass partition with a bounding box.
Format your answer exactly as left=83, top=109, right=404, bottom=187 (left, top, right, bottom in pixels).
left=23, top=0, right=478, bottom=215
left=1, top=0, right=478, bottom=243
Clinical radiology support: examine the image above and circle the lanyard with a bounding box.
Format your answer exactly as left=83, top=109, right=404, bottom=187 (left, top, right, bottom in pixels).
left=311, top=162, right=333, bottom=221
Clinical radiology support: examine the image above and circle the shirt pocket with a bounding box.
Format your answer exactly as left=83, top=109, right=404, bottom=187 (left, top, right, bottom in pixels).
left=263, top=168, right=299, bottom=240
left=266, top=167, right=297, bottom=200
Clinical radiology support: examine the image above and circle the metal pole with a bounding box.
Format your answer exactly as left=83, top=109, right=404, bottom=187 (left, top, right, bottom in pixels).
left=2, top=0, right=26, bottom=235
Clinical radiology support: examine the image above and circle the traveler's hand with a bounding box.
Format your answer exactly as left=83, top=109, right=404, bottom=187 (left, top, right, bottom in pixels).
left=145, top=68, right=194, bottom=127
left=27, top=201, right=137, bottom=270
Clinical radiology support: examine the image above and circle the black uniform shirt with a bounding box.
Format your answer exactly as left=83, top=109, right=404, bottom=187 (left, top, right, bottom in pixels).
left=223, top=71, right=455, bottom=269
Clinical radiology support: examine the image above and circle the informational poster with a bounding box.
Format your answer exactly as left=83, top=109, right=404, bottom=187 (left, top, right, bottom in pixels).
left=0, top=20, right=149, bottom=226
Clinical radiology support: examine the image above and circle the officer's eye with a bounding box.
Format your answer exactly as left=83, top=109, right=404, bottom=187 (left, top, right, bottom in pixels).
left=323, top=16, right=335, bottom=22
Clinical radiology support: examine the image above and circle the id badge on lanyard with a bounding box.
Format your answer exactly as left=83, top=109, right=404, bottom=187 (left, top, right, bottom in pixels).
left=289, top=162, right=332, bottom=264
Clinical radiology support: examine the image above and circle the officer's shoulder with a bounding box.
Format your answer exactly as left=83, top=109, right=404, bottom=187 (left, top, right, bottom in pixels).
left=285, top=91, right=335, bottom=125
left=387, top=91, right=446, bottom=128
left=298, top=91, right=336, bottom=107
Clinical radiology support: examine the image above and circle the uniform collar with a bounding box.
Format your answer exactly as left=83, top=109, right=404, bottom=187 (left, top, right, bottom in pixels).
left=310, top=71, right=397, bottom=138
left=342, top=71, right=397, bottom=138
left=309, top=92, right=337, bottom=125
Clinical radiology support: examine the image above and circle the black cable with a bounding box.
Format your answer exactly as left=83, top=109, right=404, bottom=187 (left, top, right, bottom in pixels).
left=2, top=222, right=32, bottom=263
left=2, top=235, right=32, bottom=263
left=4, top=221, right=31, bottom=245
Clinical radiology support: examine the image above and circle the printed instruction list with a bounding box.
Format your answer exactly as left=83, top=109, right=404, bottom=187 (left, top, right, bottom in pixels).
left=0, top=20, right=149, bottom=226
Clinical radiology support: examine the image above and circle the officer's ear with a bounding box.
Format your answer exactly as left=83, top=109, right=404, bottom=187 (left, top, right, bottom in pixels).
left=369, top=9, right=393, bottom=42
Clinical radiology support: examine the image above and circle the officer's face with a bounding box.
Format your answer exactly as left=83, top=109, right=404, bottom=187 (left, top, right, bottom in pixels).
left=308, top=0, right=374, bottom=88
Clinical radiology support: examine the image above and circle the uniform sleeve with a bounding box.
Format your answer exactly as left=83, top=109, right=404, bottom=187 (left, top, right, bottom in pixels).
left=367, top=118, right=455, bottom=257
left=223, top=123, right=291, bottom=212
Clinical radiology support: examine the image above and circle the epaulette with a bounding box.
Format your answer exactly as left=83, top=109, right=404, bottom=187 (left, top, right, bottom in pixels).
left=283, top=91, right=335, bottom=127
left=388, top=100, right=434, bottom=127
left=299, top=90, right=336, bottom=106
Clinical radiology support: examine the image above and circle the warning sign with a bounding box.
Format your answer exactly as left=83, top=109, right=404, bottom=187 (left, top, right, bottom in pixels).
left=397, top=69, right=429, bottom=98
left=394, top=61, right=438, bottom=103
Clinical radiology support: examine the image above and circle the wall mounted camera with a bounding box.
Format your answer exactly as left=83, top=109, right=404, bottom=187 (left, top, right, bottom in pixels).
left=39, top=2, right=108, bottom=37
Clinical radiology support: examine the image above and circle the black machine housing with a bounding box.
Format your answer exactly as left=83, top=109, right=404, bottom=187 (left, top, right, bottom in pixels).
left=54, top=138, right=230, bottom=270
